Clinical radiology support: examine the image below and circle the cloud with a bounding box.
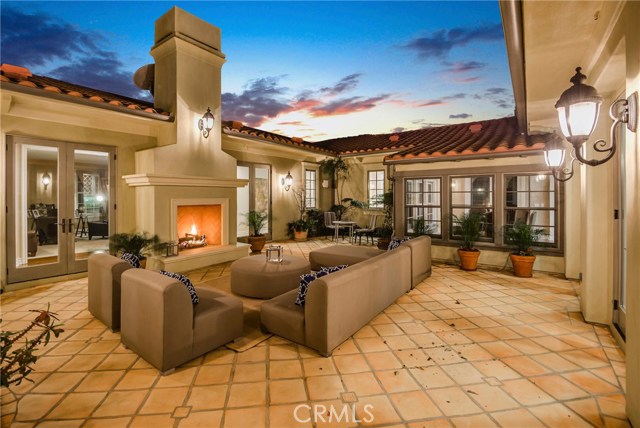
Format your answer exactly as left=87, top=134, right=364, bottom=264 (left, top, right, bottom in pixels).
left=486, top=87, right=508, bottom=95
left=403, top=24, right=503, bottom=60
left=443, top=93, right=468, bottom=100
left=418, top=99, right=446, bottom=107
left=442, top=61, right=486, bottom=73
left=390, top=127, right=406, bottom=133
left=449, top=113, right=472, bottom=119
left=474, top=87, right=513, bottom=109
left=309, top=94, right=392, bottom=117
left=321, top=73, right=362, bottom=96
left=1, top=7, right=149, bottom=100
left=222, top=77, right=292, bottom=126
left=278, top=121, right=306, bottom=126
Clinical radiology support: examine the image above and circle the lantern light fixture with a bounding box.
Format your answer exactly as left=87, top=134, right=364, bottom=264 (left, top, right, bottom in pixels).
left=42, top=172, right=51, bottom=189
left=281, top=171, right=293, bottom=191
left=198, top=107, right=215, bottom=138
left=545, top=67, right=638, bottom=182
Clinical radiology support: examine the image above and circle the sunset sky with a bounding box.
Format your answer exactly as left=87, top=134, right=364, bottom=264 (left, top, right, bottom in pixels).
left=1, top=1, right=514, bottom=141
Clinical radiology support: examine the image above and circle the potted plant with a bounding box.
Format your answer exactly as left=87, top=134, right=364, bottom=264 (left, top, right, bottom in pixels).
left=452, top=212, right=484, bottom=271
left=291, top=218, right=315, bottom=241
left=411, top=216, right=436, bottom=237
left=504, top=222, right=546, bottom=277
left=1, top=306, right=64, bottom=427
left=375, top=191, right=394, bottom=250
left=245, top=210, right=268, bottom=253
left=109, top=231, right=160, bottom=268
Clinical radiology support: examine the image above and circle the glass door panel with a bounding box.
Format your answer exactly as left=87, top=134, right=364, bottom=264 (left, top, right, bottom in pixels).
left=236, top=162, right=271, bottom=239
left=254, top=165, right=271, bottom=236
left=237, top=165, right=250, bottom=238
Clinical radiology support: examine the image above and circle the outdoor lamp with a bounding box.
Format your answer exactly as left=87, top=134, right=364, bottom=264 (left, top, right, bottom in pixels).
left=42, top=172, right=51, bottom=189
left=281, top=171, right=293, bottom=191
left=198, top=107, right=215, bottom=138
left=546, top=67, right=638, bottom=182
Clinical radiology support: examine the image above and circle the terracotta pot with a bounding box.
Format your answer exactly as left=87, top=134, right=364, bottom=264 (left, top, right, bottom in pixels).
left=247, top=236, right=266, bottom=253
left=293, top=230, right=308, bottom=242
left=510, top=253, right=536, bottom=277
left=1, top=386, right=17, bottom=428
left=139, top=258, right=147, bottom=269
left=458, top=249, right=480, bottom=271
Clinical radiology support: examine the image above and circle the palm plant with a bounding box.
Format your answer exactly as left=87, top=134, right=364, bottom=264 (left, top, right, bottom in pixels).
left=452, top=212, right=484, bottom=251
left=109, top=232, right=160, bottom=259
left=246, top=210, right=268, bottom=237
left=504, top=222, right=546, bottom=256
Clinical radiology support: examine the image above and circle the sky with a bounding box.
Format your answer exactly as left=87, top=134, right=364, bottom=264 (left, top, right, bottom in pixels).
left=0, top=1, right=515, bottom=141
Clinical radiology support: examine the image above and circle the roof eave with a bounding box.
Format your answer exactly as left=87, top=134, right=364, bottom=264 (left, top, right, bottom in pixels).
left=1, top=81, right=174, bottom=122
left=383, top=149, right=544, bottom=165
left=222, top=129, right=337, bottom=156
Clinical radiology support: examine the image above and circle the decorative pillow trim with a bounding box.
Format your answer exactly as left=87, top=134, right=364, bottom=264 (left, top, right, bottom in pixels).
left=294, top=270, right=328, bottom=307
left=159, top=270, right=199, bottom=304
left=320, top=264, right=348, bottom=274
left=120, top=252, right=141, bottom=268
left=387, top=236, right=412, bottom=251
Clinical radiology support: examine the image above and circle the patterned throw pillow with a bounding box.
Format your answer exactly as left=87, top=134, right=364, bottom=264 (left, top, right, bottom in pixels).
left=120, top=252, right=141, bottom=268
left=159, top=270, right=199, bottom=304
left=387, top=237, right=412, bottom=251
left=294, top=270, right=328, bottom=307
left=320, top=264, right=348, bottom=274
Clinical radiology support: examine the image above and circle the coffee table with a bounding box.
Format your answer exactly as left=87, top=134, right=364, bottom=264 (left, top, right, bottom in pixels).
left=230, top=255, right=311, bottom=299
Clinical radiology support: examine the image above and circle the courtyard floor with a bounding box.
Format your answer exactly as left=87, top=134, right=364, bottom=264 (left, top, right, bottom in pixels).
left=0, top=239, right=629, bottom=427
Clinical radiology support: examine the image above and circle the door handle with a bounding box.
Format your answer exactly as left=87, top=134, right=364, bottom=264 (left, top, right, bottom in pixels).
left=68, top=218, right=73, bottom=234
left=60, top=218, right=66, bottom=233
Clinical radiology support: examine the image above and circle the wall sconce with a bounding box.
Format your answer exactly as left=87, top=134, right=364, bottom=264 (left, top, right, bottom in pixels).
left=281, top=171, right=293, bottom=191
left=198, top=107, right=215, bottom=138
left=42, top=172, right=51, bottom=190
left=545, top=67, right=638, bottom=182
left=322, top=179, right=329, bottom=188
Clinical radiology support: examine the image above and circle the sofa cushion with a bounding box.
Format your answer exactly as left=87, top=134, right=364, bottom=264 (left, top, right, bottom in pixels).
left=120, top=252, right=141, bottom=268
left=309, top=245, right=384, bottom=270
left=261, top=289, right=306, bottom=345
left=388, top=236, right=411, bottom=251
left=295, top=271, right=328, bottom=306
left=159, top=270, right=199, bottom=304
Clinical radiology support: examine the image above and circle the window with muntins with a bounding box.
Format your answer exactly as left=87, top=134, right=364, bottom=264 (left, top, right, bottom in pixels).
left=305, top=169, right=317, bottom=209
left=405, top=178, right=442, bottom=237
left=450, top=176, right=494, bottom=241
left=505, top=174, right=557, bottom=245
left=368, top=170, right=385, bottom=208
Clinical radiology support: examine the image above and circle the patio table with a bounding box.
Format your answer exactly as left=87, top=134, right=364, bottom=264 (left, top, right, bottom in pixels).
left=332, top=220, right=357, bottom=243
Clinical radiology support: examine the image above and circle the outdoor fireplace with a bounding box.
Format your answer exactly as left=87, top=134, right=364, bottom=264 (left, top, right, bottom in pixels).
left=173, top=199, right=228, bottom=251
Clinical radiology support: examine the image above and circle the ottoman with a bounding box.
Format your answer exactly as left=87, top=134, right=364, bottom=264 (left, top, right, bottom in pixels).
left=231, top=255, right=310, bottom=299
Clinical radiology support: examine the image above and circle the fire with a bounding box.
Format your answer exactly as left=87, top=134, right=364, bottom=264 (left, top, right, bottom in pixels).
left=190, top=224, right=198, bottom=235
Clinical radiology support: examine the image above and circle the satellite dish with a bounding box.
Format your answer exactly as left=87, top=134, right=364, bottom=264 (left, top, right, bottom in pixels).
left=133, top=64, right=155, bottom=94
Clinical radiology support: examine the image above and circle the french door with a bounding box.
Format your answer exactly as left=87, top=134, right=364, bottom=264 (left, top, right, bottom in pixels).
left=613, top=109, right=627, bottom=338
left=236, top=162, right=271, bottom=239
left=6, top=136, right=115, bottom=284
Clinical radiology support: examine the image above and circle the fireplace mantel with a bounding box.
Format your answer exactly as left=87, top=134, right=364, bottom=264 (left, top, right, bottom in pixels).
left=122, top=173, right=248, bottom=188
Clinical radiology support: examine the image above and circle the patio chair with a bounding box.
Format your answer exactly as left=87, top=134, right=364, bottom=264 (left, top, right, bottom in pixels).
left=323, top=211, right=346, bottom=240
left=355, top=214, right=379, bottom=245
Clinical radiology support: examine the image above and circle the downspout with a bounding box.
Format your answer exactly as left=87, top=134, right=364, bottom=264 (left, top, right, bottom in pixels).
left=500, top=0, right=528, bottom=134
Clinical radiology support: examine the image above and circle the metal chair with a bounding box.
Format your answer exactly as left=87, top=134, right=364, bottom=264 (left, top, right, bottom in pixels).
left=355, top=214, right=379, bottom=245
left=324, top=211, right=346, bottom=240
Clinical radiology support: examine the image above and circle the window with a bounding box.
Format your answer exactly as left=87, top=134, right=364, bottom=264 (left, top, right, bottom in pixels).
left=450, top=176, right=494, bottom=240
left=368, top=170, right=385, bottom=208
left=405, top=178, right=442, bottom=236
left=505, top=174, right=557, bottom=245
left=305, top=169, right=317, bottom=209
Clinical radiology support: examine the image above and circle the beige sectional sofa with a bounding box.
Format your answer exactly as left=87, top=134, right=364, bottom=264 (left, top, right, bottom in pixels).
left=309, top=235, right=432, bottom=288
left=88, top=253, right=134, bottom=331
left=261, top=245, right=413, bottom=356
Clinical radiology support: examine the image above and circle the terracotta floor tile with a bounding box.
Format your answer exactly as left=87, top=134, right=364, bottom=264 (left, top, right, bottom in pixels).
left=92, top=390, right=148, bottom=417
left=235, top=345, right=266, bottom=364
left=490, top=408, right=545, bottom=428
left=186, top=385, right=227, bottom=410
left=270, top=359, right=303, bottom=379
left=130, top=414, right=175, bottom=428
left=268, top=404, right=312, bottom=428
left=365, top=351, right=403, bottom=371
left=426, top=386, right=482, bottom=416
left=269, top=379, right=307, bottom=404
left=597, top=394, right=627, bottom=420
left=479, top=341, right=522, bottom=358
left=303, top=357, right=338, bottom=376
left=178, top=410, right=223, bottom=428
left=203, top=349, right=236, bottom=365
left=223, top=407, right=266, bottom=428
left=561, top=349, right=609, bottom=369
left=375, top=369, right=420, bottom=393
left=407, top=418, right=453, bottom=428
left=394, top=349, right=436, bottom=368
left=355, top=395, right=402, bottom=426
left=226, top=382, right=267, bottom=407
left=14, top=393, right=64, bottom=421
left=140, top=386, right=188, bottom=414
left=74, top=371, right=123, bottom=392
left=501, top=355, right=551, bottom=377
left=95, top=354, right=138, bottom=371
left=333, top=354, right=370, bottom=374
left=355, top=337, right=390, bottom=353
left=451, top=343, right=494, bottom=362
left=194, top=365, right=232, bottom=385
left=233, top=362, right=267, bottom=383
left=565, top=397, right=605, bottom=427
left=529, top=403, right=594, bottom=428
left=563, top=371, right=620, bottom=395
left=47, top=392, right=106, bottom=419
left=154, top=367, right=198, bottom=388
left=114, top=369, right=159, bottom=390
left=307, top=374, right=345, bottom=400
left=472, top=360, right=521, bottom=380
left=500, top=378, right=554, bottom=406
left=465, top=383, right=519, bottom=412
left=36, top=420, right=84, bottom=428
left=84, top=417, right=132, bottom=428
left=332, top=339, right=360, bottom=355
left=32, top=372, right=86, bottom=393
left=389, top=390, right=442, bottom=420
left=532, top=375, right=590, bottom=400
left=441, top=363, right=485, bottom=385
left=269, top=343, right=300, bottom=360
left=341, top=372, right=384, bottom=397
left=449, top=413, right=498, bottom=427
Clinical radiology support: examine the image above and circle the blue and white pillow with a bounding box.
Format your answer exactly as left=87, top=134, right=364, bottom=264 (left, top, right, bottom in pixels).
left=294, top=270, right=328, bottom=307
left=320, top=264, right=348, bottom=274
left=159, top=270, right=199, bottom=304
left=120, top=252, right=141, bottom=268
left=387, top=237, right=412, bottom=251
